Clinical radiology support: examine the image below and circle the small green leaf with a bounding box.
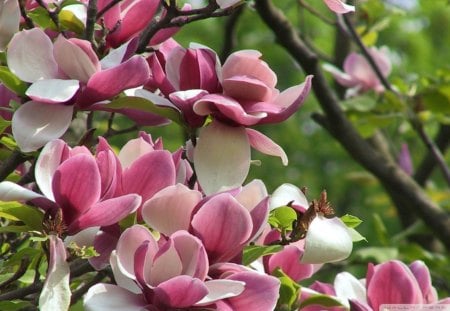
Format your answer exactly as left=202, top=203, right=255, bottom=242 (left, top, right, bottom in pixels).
left=354, top=246, right=399, bottom=263
left=1, top=136, right=18, bottom=150
left=348, top=227, right=368, bottom=242
left=341, top=95, right=376, bottom=112
left=0, top=116, right=11, bottom=135
left=0, top=66, right=28, bottom=96
left=0, top=201, right=44, bottom=231
left=272, top=268, right=301, bottom=310
left=340, top=214, right=363, bottom=228
left=268, top=206, right=297, bottom=230
left=422, top=90, right=450, bottom=114
left=105, top=96, right=183, bottom=125
left=242, top=244, right=283, bottom=266
left=67, top=242, right=99, bottom=259
left=27, top=7, right=57, bottom=30
left=59, top=9, right=84, bottom=34
left=298, top=293, right=345, bottom=309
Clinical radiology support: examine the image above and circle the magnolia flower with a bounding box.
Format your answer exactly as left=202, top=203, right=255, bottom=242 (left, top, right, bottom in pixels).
left=0, top=139, right=141, bottom=235
left=0, top=0, right=20, bottom=51
left=194, top=50, right=313, bottom=126
left=323, top=47, right=392, bottom=98
left=142, top=179, right=270, bottom=264
left=7, top=28, right=151, bottom=151
left=397, top=143, right=413, bottom=175
left=323, top=0, right=355, bottom=14
left=84, top=225, right=251, bottom=310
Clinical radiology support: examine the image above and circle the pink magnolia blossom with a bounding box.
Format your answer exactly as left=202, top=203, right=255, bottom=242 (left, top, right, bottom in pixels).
left=83, top=225, right=249, bottom=310
left=142, top=179, right=270, bottom=264
left=7, top=28, right=151, bottom=151
left=323, top=47, right=392, bottom=98
left=0, top=139, right=141, bottom=235
left=0, top=0, right=20, bottom=51
left=194, top=50, right=313, bottom=126
left=397, top=143, right=413, bottom=175
left=323, top=0, right=355, bottom=14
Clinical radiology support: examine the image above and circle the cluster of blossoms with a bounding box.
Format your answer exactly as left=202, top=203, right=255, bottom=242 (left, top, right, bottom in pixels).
left=0, top=0, right=448, bottom=310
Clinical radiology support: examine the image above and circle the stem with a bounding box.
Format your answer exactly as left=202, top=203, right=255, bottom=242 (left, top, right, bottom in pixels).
left=19, top=0, right=35, bottom=28
left=85, top=0, right=98, bottom=42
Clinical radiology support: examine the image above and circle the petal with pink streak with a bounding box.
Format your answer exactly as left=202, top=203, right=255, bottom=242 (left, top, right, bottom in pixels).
left=89, top=225, right=120, bottom=270
left=267, top=246, right=316, bottom=282
left=35, top=140, right=70, bottom=201
left=246, top=128, right=288, bottom=165
left=323, top=63, right=357, bottom=87
left=78, top=55, right=150, bottom=107
left=343, top=53, right=378, bottom=88
left=226, top=271, right=280, bottom=311
left=53, top=36, right=99, bottom=83
left=39, top=235, right=70, bottom=311
left=0, top=181, right=43, bottom=201
left=26, top=79, right=79, bottom=103
left=122, top=150, right=176, bottom=202
left=193, top=94, right=266, bottom=126
left=270, top=183, right=309, bottom=212
left=110, top=251, right=141, bottom=294
left=69, top=194, right=141, bottom=234
left=7, top=28, right=59, bottom=82
left=116, top=225, right=157, bottom=279
left=0, top=0, right=20, bottom=51
left=323, top=0, right=355, bottom=14
left=171, top=230, right=209, bottom=280
left=334, top=271, right=367, bottom=303
left=96, top=149, right=120, bottom=199
left=52, top=154, right=101, bottom=222
left=197, top=279, right=245, bottom=305
left=150, top=239, right=183, bottom=286
left=260, top=75, right=313, bottom=124
left=301, top=216, right=353, bottom=264
left=191, top=193, right=252, bottom=263
left=409, top=260, right=438, bottom=303
left=83, top=283, right=147, bottom=311
left=367, top=260, right=423, bottom=309
left=235, top=179, right=268, bottom=211
left=223, top=76, right=272, bottom=102
left=142, top=184, right=202, bottom=236
left=118, top=137, right=155, bottom=169
left=12, top=101, right=74, bottom=152
left=154, top=275, right=208, bottom=308
left=194, top=120, right=251, bottom=195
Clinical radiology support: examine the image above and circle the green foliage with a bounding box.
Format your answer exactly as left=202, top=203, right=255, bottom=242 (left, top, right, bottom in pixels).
left=268, top=206, right=297, bottom=231
left=273, top=268, right=301, bottom=311
left=242, top=244, right=283, bottom=266
left=0, top=66, right=28, bottom=96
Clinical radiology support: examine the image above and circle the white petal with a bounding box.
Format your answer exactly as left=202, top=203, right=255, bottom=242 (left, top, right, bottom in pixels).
left=301, top=216, right=353, bottom=264
left=110, top=251, right=141, bottom=294
left=83, top=283, right=146, bottom=311
left=270, top=183, right=309, bottom=210
left=0, top=181, right=43, bottom=201
left=196, top=280, right=245, bottom=305
left=334, top=271, right=367, bottom=304
left=0, top=0, right=20, bottom=51
left=35, top=139, right=68, bottom=201
left=39, top=235, right=71, bottom=311
left=7, top=28, right=59, bottom=82
left=194, top=120, right=250, bottom=195
left=12, top=101, right=74, bottom=152
left=64, top=227, right=98, bottom=248
left=26, top=79, right=79, bottom=103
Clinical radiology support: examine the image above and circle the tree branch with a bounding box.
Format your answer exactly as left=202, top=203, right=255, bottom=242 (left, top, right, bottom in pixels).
left=254, top=0, right=450, bottom=250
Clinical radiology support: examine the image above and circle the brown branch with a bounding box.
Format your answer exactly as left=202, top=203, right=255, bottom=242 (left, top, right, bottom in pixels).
left=19, top=0, right=35, bottom=29
left=85, top=0, right=98, bottom=42
left=254, top=0, right=450, bottom=250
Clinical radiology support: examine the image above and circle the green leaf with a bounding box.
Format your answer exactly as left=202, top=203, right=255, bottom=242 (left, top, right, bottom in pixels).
left=341, top=95, right=377, bottom=112
left=340, top=214, right=363, bottom=228
left=0, top=116, right=11, bottom=135
left=0, top=201, right=44, bottom=231
left=0, top=66, right=28, bottom=96
left=0, top=225, right=29, bottom=233
left=422, top=89, right=450, bottom=114
left=348, top=227, right=368, bottom=242
left=27, top=7, right=57, bottom=30
left=272, top=268, right=301, bottom=310
left=268, top=206, right=297, bottom=230
left=0, top=136, right=18, bottom=150
left=105, top=96, right=183, bottom=125
left=59, top=9, right=84, bottom=34
left=354, top=246, right=399, bottom=263
left=242, top=244, right=283, bottom=266
left=372, top=213, right=389, bottom=246
left=298, top=293, right=345, bottom=309
left=0, top=301, right=34, bottom=311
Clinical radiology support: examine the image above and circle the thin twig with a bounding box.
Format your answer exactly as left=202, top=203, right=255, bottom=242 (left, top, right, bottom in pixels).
left=297, top=0, right=336, bottom=25
left=85, top=0, right=98, bottom=42
left=19, top=0, right=35, bottom=29
left=34, top=0, right=59, bottom=29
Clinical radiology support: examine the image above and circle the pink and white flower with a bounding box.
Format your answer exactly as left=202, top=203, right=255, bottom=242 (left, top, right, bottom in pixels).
left=323, top=0, right=355, bottom=14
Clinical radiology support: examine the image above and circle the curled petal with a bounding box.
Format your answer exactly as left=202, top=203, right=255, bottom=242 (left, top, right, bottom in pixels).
left=154, top=275, right=208, bottom=308
left=83, top=283, right=147, bottom=311
left=194, top=120, right=250, bottom=195
left=246, top=128, right=288, bottom=165
left=12, top=101, right=74, bottom=152
left=270, top=183, right=309, bottom=211
left=0, top=181, right=43, bottom=202
left=197, top=279, right=245, bottom=305
left=267, top=246, right=317, bottom=282
left=409, top=261, right=438, bottom=303
left=26, top=79, right=79, bottom=103
left=334, top=271, right=367, bottom=304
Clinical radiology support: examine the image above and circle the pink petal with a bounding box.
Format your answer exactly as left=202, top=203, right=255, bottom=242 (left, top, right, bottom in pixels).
left=367, top=260, right=424, bottom=309
left=197, top=279, right=245, bottom=305
left=409, top=261, right=438, bottom=303
left=39, top=235, right=70, bottom=311
left=96, top=147, right=121, bottom=199
left=323, top=63, right=358, bottom=87
left=191, top=193, right=253, bottom=263
left=142, top=184, right=202, bottom=236
left=53, top=36, right=99, bottom=83
left=68, top=194, right=141, bottom=234
left=344, top=53, right=378, bottom=89
left=194, top=120, right=251, bottom=195
left=267, top=246, right=316, bottom=282
left=35, top=139, right=70, bottom=201
left=226, top=271, right=280, bottom=311
left=323, top=0, right=355, bottom=14
left=89, top=225, right=120, bottom=270
left=78, top=55, right=150, bottom=107
left=235, top=179, right=268, bottom=211
left=83, top=283, right=147, bottom=311
left=118, top=136, right=155, bottom=169
left=260, top=75, right=313, bottom=124
left=154, top=275, right=208, bottom=308
left=121, top=150, right=176, bottom=202
left=193, top=94, right=266, bottom=126
left=246, top=128, right=288, bottom=165
left=150, top=239, right=183, bottom=286
left=26, top=79, right=80, bottom=103
left=116, top=225, right=157, bottom=279
left=171, top=230, right=209, bottom=280
left=0, top=0, right=20, bottom=51
left=178, top=48, right=220, bottom=92
left=223, top=76, right=273, bottom=102
left=7, top=28, right=59, bottom=82
left=12, top=101, right=74, bottom=152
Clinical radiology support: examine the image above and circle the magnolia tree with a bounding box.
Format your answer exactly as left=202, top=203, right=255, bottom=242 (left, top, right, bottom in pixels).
left=0, top=0, right=449, bottom=310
